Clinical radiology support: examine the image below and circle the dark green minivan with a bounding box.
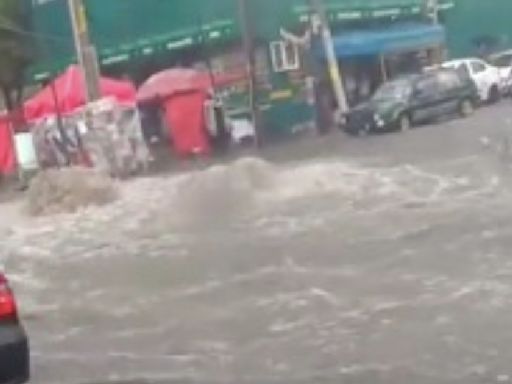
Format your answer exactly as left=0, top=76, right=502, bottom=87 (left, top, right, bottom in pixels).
left=344, top=69, right=479, bottom=136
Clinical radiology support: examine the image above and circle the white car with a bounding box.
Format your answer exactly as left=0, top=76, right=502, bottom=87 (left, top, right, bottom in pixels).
left=442, top=58, right=503, bottom=103
left=488, top=50, right=512, bottom=95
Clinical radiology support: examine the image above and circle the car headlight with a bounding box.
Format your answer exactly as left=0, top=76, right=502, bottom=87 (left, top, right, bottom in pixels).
left=374, top=113, right=385, bottom=127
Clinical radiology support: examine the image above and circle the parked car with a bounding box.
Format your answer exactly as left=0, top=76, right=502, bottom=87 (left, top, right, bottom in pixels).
left=441, top=58, right=503, bottom=103
left=0, top=273, right=29, bottom=384
left=488, top=50, right=512, bottom=95
left=344, top=69, right=479, bottom=136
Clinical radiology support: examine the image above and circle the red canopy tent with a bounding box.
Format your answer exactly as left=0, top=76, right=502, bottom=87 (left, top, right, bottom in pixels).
left=137, top=68, right=246, bottom=157
left=0, top=115, right=15, bottom=174
left=137, top=68, right=247, bottom=104
left=24, top=65, right=137, bottom=122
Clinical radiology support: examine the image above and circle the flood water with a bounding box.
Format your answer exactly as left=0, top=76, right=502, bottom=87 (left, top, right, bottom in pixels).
left=3, top=108, right=512, bottom=384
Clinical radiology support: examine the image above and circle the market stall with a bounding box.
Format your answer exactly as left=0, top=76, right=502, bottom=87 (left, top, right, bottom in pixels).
left=21, top=65, right=149, bottom=176
left=24, top=65, right=136, bottom=121
left=137, top=67, right=246, bottom=157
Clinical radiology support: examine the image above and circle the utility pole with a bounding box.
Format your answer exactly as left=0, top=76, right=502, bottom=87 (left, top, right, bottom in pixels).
left=66, top=0, right=101, bottom=101
left=424, top=0, right=442, bottom=63
left=426, top=0, right=439, bottom=24
left=308, top=0, right=349, bottom=115
left=237, top=0, right=263, bottom=146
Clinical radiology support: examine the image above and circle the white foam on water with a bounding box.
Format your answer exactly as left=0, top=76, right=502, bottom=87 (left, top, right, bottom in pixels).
left=168, top=264, right=280, bottom=300
left=338, top=363, right=393, bottom=375
left=418, top=277, right=512, bottom=311
left=1, top=156, right=499, bottom=238
left=0, top=155, right=504, bottom=319
left=269, top=318, right=311, bottom=333
left=309, top=287, right=339, bottom=306
left=244, top=159, right=502, bottom=222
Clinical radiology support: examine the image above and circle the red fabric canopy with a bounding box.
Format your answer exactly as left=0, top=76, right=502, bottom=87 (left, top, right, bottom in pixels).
left=24, top=65, right=137, bottom=122
left=0, top=116, right=15, bottom=175
left=137, top=68, right=247, bottom=103
left=163, top=91, right=210, bottom=157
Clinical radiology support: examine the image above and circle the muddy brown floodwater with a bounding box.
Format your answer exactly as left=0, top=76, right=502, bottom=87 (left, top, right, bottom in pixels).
left=3, top=103, right=512, bottom=384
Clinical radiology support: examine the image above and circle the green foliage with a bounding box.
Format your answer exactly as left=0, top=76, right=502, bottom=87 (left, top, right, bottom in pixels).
left=0, top=0, right=34, bottom=111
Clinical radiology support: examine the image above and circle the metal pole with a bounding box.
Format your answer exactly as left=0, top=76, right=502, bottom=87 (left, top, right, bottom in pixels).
left=379, top=55, right=388, bottom=82
left=432, top=0, right=439, bottom=24
left=237, top=0, right=262, bottom=146
left=197, top=12, right=217, bottom=92
left=424, top=0, right=442, bottom=63
left=49, top=79, right=70, bottom=165
left=424, top=0, right=439, bottom=24
left=309, top=0, right=349, bottom=115
left=66, top=0, right=101, bottom=102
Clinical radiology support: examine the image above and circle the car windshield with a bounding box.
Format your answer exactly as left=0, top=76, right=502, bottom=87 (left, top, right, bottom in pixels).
left=490, top=55, right=512, bottom=68
left=372, top=79, right=412, bottom=101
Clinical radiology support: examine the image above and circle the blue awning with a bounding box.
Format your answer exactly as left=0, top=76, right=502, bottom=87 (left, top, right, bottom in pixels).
left=324, top=23, right=445, bottom=58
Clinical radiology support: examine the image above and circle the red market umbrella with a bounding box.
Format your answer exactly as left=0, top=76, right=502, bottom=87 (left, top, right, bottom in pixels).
left=137, top=67, right=247, bottom=104
left=24, top=65, right=137, bottom=122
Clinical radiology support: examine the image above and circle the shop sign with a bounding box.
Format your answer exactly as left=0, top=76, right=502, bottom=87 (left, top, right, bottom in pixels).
left=335, top=11, right=363, bottom=21
left=166, top=37, right=194, bottom=51
left=142, top=47, right=154, bottom=56
left=101, top=53, right=130, bottom=65
left=294, top=1, right=455, bottom=22
left=270, top=89, right=294, bottom=101
left=371, top=8, right=401, bottom=18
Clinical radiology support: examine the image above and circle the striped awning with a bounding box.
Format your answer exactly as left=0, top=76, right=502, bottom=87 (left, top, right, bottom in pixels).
left=293, top=0, right=455, bottom=22
left=326, top=22, right=446, bottom=58
left=31, top=20, right=236, bottom=82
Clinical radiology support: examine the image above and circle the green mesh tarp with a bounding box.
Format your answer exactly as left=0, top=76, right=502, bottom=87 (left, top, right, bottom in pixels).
left=443, top=0, right=512, bottom=58
left=30, top=0, right=240, bottom=80
left=30, top=0, right=453, bottom=81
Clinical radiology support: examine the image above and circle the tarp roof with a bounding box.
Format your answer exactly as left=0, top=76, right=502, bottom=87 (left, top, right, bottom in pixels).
left=24, top=65, right=136, bottom=122
left=29, top=0, right=454, bottom=81
left=137, top=68, right=248, bottom=103
left=323, top=22, right=445, bottom=58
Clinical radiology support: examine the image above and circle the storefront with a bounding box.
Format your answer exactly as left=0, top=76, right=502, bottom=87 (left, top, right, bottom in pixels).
left=268, top=0, right=454, bottom=111
left=28, top=0, right=454, bottom=137
left=327, top=22, right=446, bottom=106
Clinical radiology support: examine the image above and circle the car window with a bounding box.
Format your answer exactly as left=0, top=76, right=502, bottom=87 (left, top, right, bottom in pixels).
left=491, top=54, right=512, bottom=68
left=372, top=79, right=413, bottom=101
left=455, top=63, right=471, bottom=79
left=414, top=76, right=438, bottom=96
left=470, top=60, right=487, bottom=74
left=436, top=71, right=462, bottom=91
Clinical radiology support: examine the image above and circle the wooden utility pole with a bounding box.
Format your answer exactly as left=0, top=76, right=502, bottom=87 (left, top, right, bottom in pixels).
left=425, top=0, right=439, bottom=24
left=424, top=0, right=443, bottom=63
left=237, top=0, right=263, bottom=146
left=308, top=0, right=349, bottom=115
left=66, top=0, right=101, bottom=101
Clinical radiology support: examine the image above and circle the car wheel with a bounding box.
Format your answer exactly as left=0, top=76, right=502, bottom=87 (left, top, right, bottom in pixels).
left=357, top=124, right=371, bottom=137
left=488, top=85, right=501, bottom=104
left=398, top=113, right=411, bottom=132
left=459, top=98, right=474, bottom=117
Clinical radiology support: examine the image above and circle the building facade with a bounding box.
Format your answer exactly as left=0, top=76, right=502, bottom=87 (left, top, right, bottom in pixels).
left=29, top=0, right=462, bottom=136
left=30, top=0, right=457, bottom=80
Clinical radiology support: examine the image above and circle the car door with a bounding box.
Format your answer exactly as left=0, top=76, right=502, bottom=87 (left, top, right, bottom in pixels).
left=435, top=71, right=463, bottom=115
left=493, top=54, right=512, bottom=93
left=409, top=75, right=441, bottom=123
left=469, top=60, right=493, bottom=100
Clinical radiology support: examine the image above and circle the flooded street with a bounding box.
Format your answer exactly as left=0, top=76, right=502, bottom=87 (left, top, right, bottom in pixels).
left=4, top=104, right=512, bottom=384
